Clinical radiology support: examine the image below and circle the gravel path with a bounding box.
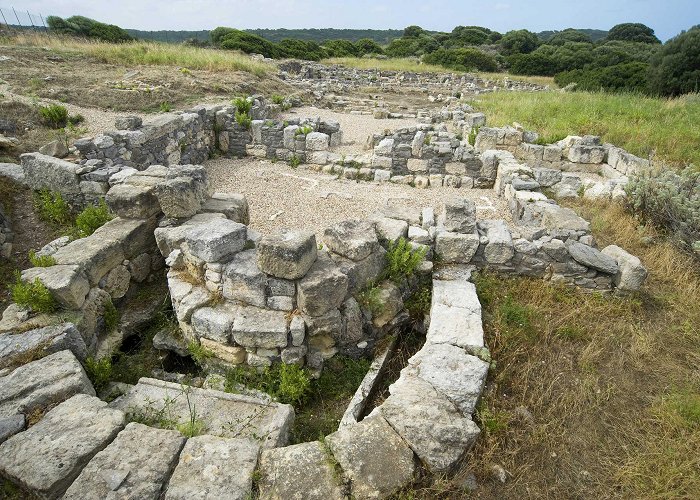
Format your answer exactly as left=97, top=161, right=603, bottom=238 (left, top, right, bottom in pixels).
left=282, top=106, right=419, bottom=153
left=205, top=157, right=509, bottom=237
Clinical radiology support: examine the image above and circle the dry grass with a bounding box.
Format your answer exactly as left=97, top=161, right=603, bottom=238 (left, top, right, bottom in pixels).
left=323, top=57, right=555, bottom=86
left=403, top=201, right=700, bottom=498
left=474, top=91, right=700, bottom=168
left=1, top=33, right=272, bottom=76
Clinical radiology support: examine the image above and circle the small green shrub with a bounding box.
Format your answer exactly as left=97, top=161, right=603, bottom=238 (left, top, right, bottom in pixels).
left=288, top=154, right=301, bottom=169
left=405, top=283, right=432, bottom=319
left=159, top=101, right=172, bottom=112
left=499, top=295, right=533, bottom=330
left=75, top=200, right=113, bottom=238
left=103, top=298, right=119, bottom=332
left=84, top=356, right=113, bottom=391
left=28, top=251, right=56, bottom=267
left=233, top=96, right=252, bottom=114
left=534, top=132, right=567, bottom=145
left=626, top=166, right=700, bottom=258
left=235, top=110, right=252, bottom=128
left=277, top=363, right=311, bottom=406
left=34, top=189, right=72, bottom=226
left=357, top=283, right=384, bottom=315
left=383, top=237, right=426, bottom=283
left=295, top=125, right=313, bottom=136
left=38, top=104, right=68, bottom=128
left=468, top=125, right=480, bottom=146
left=11, top=276, right=57, bottom=313
left=188, top=340, right=213, bottom=367
left=67, top=114, right=84, bottom=126
left=224, top=363, right=311, bottom=407
left=270, top=94, right=285, bottom=105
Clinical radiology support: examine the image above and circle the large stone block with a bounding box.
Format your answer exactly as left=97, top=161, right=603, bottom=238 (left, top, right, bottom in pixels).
left=298, top=255, right=349, bottom=317
left=222, top=249, right=267, bottom=307
left=231, top=306, right=288, bottom=349
left=52, top=236, right=125, bottom=286
left=0, top=394, right=124, bottom=499
left=326, top=415, right=416, bottom=498
left=0, top=350, right=95, bottom=418
left=441, top=198, right=476, bottom=233
left=567, top=241, right=619, bottom=274
left=185, top=218, right=247, bottom=263
left=154, top=176, right=202, bottom=218
left=93, top=217, right=157, bottom=259
left=483, top=220, right=514, bottom=264
left=20, top=153, right=81, bottom=199
left=63, top=422, right=185, bottom=500
left=403, top=343, right=489, bottom=415
left=435, top=231, right=479, bottom=264
left=323, top=220, right=379, bottom=261
left=257, top=229, right=317, bottom=280
left=258, top=441, right=346, bottom=500
left=427, top=279, right=483, bottom=349
left=191, top=304, right=238, bottom=343
left=306, top=132, right=330, bottom=151
left=0, top=324, right=87, bottom=370
left=377, top=375, right=480, bottom=474
left=202, top=192, right=250, bottom=225
left=373, top=217, right=408, bottom=243
left=601, top=244, right=648, bottom=292
left=105, top=183, right=161, bottom=219
left=165, top=435, right=260, bottom=500
left=21, top=265, right=89, bottom=309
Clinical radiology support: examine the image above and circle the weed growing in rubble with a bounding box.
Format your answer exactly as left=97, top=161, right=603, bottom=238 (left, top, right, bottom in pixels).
left=288, top=154, right=301, bottom=169
left=34, top=189, right=72, bottom=227
left=11, top=275, right=57, bottom=314
left=468, top=125, right=480, bottom=146
left=235, top=110, right=252, bottom=128
left=103, top=298, right=119, bottom=332
left=187, top=340, right=214, bottom=367
left=233, top=96, right=252, bottom=114
left=28, top=251, right=56, bottom=268
left=383, top=237, right=427, bottom=283
left=224, top=363, right=311, bottom=407
left=38, top=104, right=68, bottom=128
left=159, top=101, right=172, bottom=112
left=271, top=94, right=285, bottom=105
left=74, top=200, right=114, bottom=238
left=84, top=356, right=113, bottom=392
left=357, top=283, right=384, bottom=315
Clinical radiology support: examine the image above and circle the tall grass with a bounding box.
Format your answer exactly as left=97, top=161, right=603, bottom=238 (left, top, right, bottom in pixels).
left=1, top=33, right=271, bottom=76
left=323, top=57, right=555, bottom=86
left=475, top=90, right=700, bottom=167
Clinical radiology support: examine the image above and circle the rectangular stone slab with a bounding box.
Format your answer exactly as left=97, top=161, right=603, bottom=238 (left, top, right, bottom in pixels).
left=0, top=349, right=94, bottom=418
left=0, top=394, right=125, bottom=499
left=63, top=422, right=185, bottom=500
left=0, top=323, right=87, bottom=370
left=110, top=378, right=293, bottom=448
left=165, top=435, right=260, bottom=500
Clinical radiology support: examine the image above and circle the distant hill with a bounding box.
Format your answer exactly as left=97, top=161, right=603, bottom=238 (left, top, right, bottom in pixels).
left=126, top=28, right=403, bottom=45
left=536, top=29, right=609, bottom=41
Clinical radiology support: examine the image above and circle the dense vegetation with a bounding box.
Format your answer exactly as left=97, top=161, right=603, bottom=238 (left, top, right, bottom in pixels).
left=46, top=15, right=132, bottom=43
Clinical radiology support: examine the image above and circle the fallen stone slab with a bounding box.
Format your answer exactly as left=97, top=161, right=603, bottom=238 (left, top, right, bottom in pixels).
left=567, top=241, right=619, bottom=274
left=202, top=192, right=250, bottom=224
left=442, top=198, right=476, bottom=233
left=483, top=220, right=514, bottom=265
left=165, top=435, right=260, bottom=500
left=426, top=280, right=483, bottom=349
left=258, top=441, right=347, bottom=500
left=376, top=375, right=480, bottom=473
left=0, top=394, right=125, bottom=499
left=373, top=216, right=408, bottom=243
left=0, top=349, right=94, bottom=418
left=52, top=235, right=125, bottom=286
left=601, top=244, right=648, bottom=292
left=403, top=343, right=489, bottom=415
left=111, top=378, right=293, bottom=447
left=63, top=422, right=185, bottom=500
left=20, top=152, right=81, bottom=198
left=326, top=415, right=416, bottom=498
left=105, top=183, right=161, bottom=219
left=0, top=162, right=26, bottom=185
left=0, top=323, right=87, bottom=370
left=257, top=229, right=318, bottom=280
left=435, top=231, right=480, bottom=264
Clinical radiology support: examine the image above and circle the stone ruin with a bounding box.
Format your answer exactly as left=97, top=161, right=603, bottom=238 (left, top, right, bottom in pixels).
left=0, top=95, right=650, bottom=498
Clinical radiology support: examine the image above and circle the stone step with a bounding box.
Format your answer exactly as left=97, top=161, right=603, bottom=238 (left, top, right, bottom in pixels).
left=0, top=394, right=125, bottom=499
left=110, top=377, right=294, bottom=448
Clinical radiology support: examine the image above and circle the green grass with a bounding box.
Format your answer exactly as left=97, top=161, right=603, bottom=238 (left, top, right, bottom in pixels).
left=11, top=276, right=57, bottom=314
left=74, top=200, right=114, bottom=238
left=224, top=363, right=311, bottom=407
left=4, top=33, right=271, bottom=77
left=474, top=90, right=700, bottom=167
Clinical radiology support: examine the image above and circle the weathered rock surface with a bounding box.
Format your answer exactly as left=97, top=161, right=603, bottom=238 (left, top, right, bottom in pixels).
left=377, top=375, right=480, bottom=473
left=602, top=244, right=648, bottom=291
left=323, top=220, right=379, bottom=261
left=63, top=422, right=185, bottom=500
left=185, top=218, right=247, bottom=263
left=426, top=280, right=483, bottom=349
left=165, top=435, right=260, bottom=500
left=0, top=323, right=87, bottom=369
left=258, top=441, right=346, bottom=500
left=435, top=231, right=479, bottom=264
left=222, top=249, right=267, bottom=307
left=231, top=306, right=288, bottom=348
left=326, top=415, right=416, bottom=498
left=257, top=229, right=317, bottom=280
left=442, top=198, right=476, bottom=233
left=567, top=241, right=619, bottom=274
left=111, top=378, right=293, bottom=447
left=298, top=255, right=349, bottom=317
left=0, top=350, right=94, bottom=418
left=0, top=394, right=125, bottom=499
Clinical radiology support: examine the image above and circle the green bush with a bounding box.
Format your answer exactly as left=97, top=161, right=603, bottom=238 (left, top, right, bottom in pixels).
left=187, top=340, right=214, bottom=367
left=423, top=47, right=499, bottom=72
left=75, top=200, right=113, bottom=238
left=38, top=104, right=68, bottom=129
left=235, top=110, right=252, bottom=128
left=34, top=189, right=72, bottom=226
left=499, top=29, right=540, bottom=55
left=647, top=26, right=700, bottom=97
left=323, top=39, right=359, bottom=57
left=159, top=101, right=172, bottom=112
left=626, top=165, right=700, bottom=257
left=47, top=15, right=132, bottom=43
left=554, top=62, right=650, bottom=93
left=383, top=237, right=427, bottom=283
left=270, top=94, right=285, bottom=105
left=277, top=363, right=311, bottom=406
left=233, top=96, right=252, bottom=114
left=103, top=298, right=119, bottom=332
left=28, top=251, right=56, bottom=268
left=607, top=23, right=661, bottom=44
left=468, top=125, right=480, bottom=146
left=224, top=363, right=311, bottom=407
left=84, top=357, right=113, bottom=391
left=11, top=276, right=57, bottom=313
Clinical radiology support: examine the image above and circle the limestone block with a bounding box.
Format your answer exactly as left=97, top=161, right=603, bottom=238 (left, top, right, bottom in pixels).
left=435, top=231, right=479, bottom=264
left=223, top=249, right=268, bottom=307
left=63, top=422, right=185, bottom=500
left=0, top=394, right=124, bottom=499
left=441, top=198, right=476, bottom=233
left=53, top=236, right=125, bottom=286
left=601, top=245, right=648, bottom=291
left=372, top=281, right=404, bottom=329
left=306, top=132, right=330, bottom=151
left=21, top=265, right=89, bottom=309
left=103, top=264, right=130, bottom=299
left=202, top=192, right=250, bottom=225
left=185, top=218, right=247, bottom=263
left=0, top=324, right=87, bottom=370
left=483, top=220, right=514, bottom=264
left=105, top=184, right=161, bottom=219
left=192, top=304, right=238, bottom=343
left=257, top=229, right=317, bottom=280
left=200, top=338, right=246, bottom=364
left=231, top=306, right=288, bottom=349
left=298, top=255, right=349, bottom=317
left=373, top=216, right=408, bottom=243
left=323, top=220, right=379, bottom=261
left=290, top=315, right=306, bottom=346
left=566, top=241, right=619, bottom=274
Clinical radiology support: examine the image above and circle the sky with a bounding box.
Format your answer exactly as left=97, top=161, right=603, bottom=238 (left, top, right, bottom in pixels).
left=14, top=0, right=699, bottom=41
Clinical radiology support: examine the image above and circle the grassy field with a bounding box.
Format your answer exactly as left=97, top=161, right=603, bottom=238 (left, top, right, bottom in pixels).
left=474, top=91, right=700, bottom=167
left=1, top=33, right=271, bottom=76
left=323, top=57, right=556, bottom=86
left=404, top=201, right=700, bottom=498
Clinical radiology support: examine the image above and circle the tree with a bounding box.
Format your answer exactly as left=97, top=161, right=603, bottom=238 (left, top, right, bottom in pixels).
left=211, top=27, right=237, bottom=46
left=385, top=37, right=420, bottom=57
left=499, top=29, right=540, bottom=55
left=424, top=48, right=498, bottom=72
left=355, top=38, right=384, bottom=56
left=403, top=25, right=425, bottom=38
left=47, top=15, right=131, bottom=42
left=607, top=23, right=661, bottom=44
left=546, top=29, right=592, bottom=46
left=647, top=26, right=700, bottom=96
left=219, top=30, right=280, bottom=58
left=555, top=62, right=650, bottom=92
left=277, top=39, right=326, bottom=61
left=323, top=39, right=358, bottom=57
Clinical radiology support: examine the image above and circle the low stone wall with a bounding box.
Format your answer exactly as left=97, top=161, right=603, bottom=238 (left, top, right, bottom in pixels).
left=0, top=203, right=12, bottom=259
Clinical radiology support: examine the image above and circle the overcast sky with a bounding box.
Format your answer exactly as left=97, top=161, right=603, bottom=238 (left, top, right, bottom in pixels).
left=15, top=0, right=698, bottom=41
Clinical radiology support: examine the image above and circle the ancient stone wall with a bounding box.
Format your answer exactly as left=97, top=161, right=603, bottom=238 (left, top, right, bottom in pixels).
left=0, top=203, right=12, bottom=259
